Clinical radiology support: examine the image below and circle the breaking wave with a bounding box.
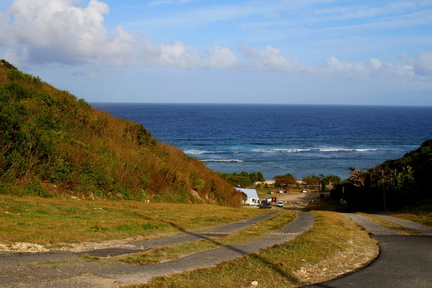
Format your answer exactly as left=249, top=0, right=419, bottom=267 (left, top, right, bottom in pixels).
left=201, top=159, right=244, bottom=163
left=251, top=148, right=312, bottom=153
left=183, top=149, right=222, bottom=155
left=319, top=148, right=378, bottom=152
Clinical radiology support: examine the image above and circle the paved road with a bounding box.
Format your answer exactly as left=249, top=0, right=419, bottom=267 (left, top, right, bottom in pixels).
left=2, top=211, right=430, bottom=288
left=107, top=212, right=315, bottom=286
left=306, top=214, right=432, bottom=288
left=0, top=211, right=315, bottom=288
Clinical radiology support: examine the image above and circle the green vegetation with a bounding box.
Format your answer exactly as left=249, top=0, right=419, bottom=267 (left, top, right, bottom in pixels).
left=0, top=60, right=241, bottom=206
left=0, top=195, right=264, bottom=246
left=330, top=140, right=432, bottom=211
left=274, top=173, right=297, bottom=188
left=218, top=171, right=265, bottom=187
left=302, top=174, right=341, bottom=189
left=272, top=173, right=340, bottom=191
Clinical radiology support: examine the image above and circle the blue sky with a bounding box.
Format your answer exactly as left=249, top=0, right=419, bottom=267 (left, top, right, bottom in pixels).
left=1, top=0, right=431, bottom=105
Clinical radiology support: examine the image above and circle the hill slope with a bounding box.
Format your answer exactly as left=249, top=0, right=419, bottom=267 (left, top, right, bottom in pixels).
left=332, top=139, right=432, bottom=211
left=0, top=60, right=241, bottom=206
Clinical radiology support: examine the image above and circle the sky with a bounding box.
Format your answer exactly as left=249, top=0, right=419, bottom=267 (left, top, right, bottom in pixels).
left=0, top=0, right=431, bottom=105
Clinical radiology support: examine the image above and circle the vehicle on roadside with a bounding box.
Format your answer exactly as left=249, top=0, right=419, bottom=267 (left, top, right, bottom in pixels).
left=277, top=200, right=284, bottom=207
left=301, top=189, right=307, bottom=193
left=259, top=202, right=272, bottom=209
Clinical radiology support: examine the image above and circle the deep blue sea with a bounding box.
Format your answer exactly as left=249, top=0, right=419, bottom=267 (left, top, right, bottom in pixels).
left=93, top=104, right=432, bottom=180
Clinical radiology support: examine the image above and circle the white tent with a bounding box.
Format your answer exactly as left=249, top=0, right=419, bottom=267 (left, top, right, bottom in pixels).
left=236, top=188, right=260, bottom=205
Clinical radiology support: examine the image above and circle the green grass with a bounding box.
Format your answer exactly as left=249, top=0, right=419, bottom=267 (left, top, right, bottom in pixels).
left=0, top=195, right=265, bottom=248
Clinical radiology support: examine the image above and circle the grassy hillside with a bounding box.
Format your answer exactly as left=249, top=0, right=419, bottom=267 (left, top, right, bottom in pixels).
left=0, top=60, right=241, bottom=206
left=331, top=139, right=432, bottom=211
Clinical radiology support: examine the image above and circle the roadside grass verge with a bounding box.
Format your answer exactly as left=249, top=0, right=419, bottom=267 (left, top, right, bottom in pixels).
left=358, top=213, right=425, bottom=235
left=118, top=210, right=296, bottom=265
left=384, top=201, right=432, bottom=228
left=127, top=211, right=378, bottom=288
left=0, top=195, right=265, bottom=249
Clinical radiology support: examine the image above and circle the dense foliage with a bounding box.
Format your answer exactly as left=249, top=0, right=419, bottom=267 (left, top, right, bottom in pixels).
left=331, top=140, right=432, bottom=211
left=302, top=174, right=341, bottom=190
left=0, top=60, right=241, bottom=206
left=218, top=171, right=265, bottom=187
left=274, top=173, right=297, bottom=188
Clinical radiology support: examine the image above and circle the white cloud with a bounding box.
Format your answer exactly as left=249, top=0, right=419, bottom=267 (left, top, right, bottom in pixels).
left=238, top=42, right=309, bottom=73
left=414, top=51, right=432, bottom=76
left=1, top=0, right=241, bottom=69
left=321, top=56, right=414, bottom=78
left=237, top=43, right=417, bottom=79
left=203, top=46, right=242, bottom=70
left=150, top=41, right=199, bottom=68
left=0, top=0, right=430, bottom=86
left=138, top=41, right=241, bottom=70
left=2, top=0, right=110, bottom=64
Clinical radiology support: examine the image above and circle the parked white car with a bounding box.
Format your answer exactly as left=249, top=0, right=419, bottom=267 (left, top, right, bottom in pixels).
left=277, top=200, right=284, bottom=207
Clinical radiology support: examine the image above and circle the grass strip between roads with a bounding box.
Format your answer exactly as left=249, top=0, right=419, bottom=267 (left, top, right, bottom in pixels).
left=116, top=211, right=296, bottom=265
left=126, top=211, right=379, bottom=288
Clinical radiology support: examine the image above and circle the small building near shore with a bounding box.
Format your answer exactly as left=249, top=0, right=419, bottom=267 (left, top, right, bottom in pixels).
left=235, top=188, right=260, bottom=205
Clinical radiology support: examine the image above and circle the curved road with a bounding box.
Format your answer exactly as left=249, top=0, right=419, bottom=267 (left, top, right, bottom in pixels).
left=1, top=208, right=431, bottom=288
left=306, top=214, right=432, bottom=288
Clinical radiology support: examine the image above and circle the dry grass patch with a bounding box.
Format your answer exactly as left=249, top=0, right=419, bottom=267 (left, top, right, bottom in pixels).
left=385, top=203, right=432, bottom=228
left=127, top=211, right=378, bottom=288
left=358, top=213, right=424, bottom=235
left=0, top=195, right=265, bottom=251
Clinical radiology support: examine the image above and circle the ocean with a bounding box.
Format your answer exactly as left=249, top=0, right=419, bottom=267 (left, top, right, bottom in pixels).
left=93, top=103, right=432, bottom=181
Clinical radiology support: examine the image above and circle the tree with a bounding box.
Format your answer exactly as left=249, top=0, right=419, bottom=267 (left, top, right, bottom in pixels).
left=274, top=173, right=296, bottom=188
left=321, top=175, right=341, bottom=190
left=302, top=175, right=320, bottom=185
left=348, top=168, right=367, bottom=188
left=325, top=175, right=341, bottom=185
left=218, top=171, right=265, bottom=187
left=379, top=165, right=415, bottom=210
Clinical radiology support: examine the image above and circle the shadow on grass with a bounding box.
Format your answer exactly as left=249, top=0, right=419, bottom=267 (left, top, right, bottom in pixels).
left=130, top=211, right=311, bottom=285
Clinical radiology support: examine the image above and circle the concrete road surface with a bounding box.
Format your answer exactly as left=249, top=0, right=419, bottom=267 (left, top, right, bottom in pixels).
left=305, top=214, right=432, bottom=288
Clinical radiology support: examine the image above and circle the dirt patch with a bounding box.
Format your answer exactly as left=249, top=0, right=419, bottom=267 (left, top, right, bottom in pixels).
left=0, top=242, right=49, bottom=253
left=0, top=237, right=142, bottom=253
left=295, top=239, right=379, bottom=285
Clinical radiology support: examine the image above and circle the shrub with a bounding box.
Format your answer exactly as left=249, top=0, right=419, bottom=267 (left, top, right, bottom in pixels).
left=23, top=183, right=52, bottom=198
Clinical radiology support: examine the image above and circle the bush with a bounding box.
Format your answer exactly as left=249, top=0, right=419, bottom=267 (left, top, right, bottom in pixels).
left=23, top=183, right=52, bottom=198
